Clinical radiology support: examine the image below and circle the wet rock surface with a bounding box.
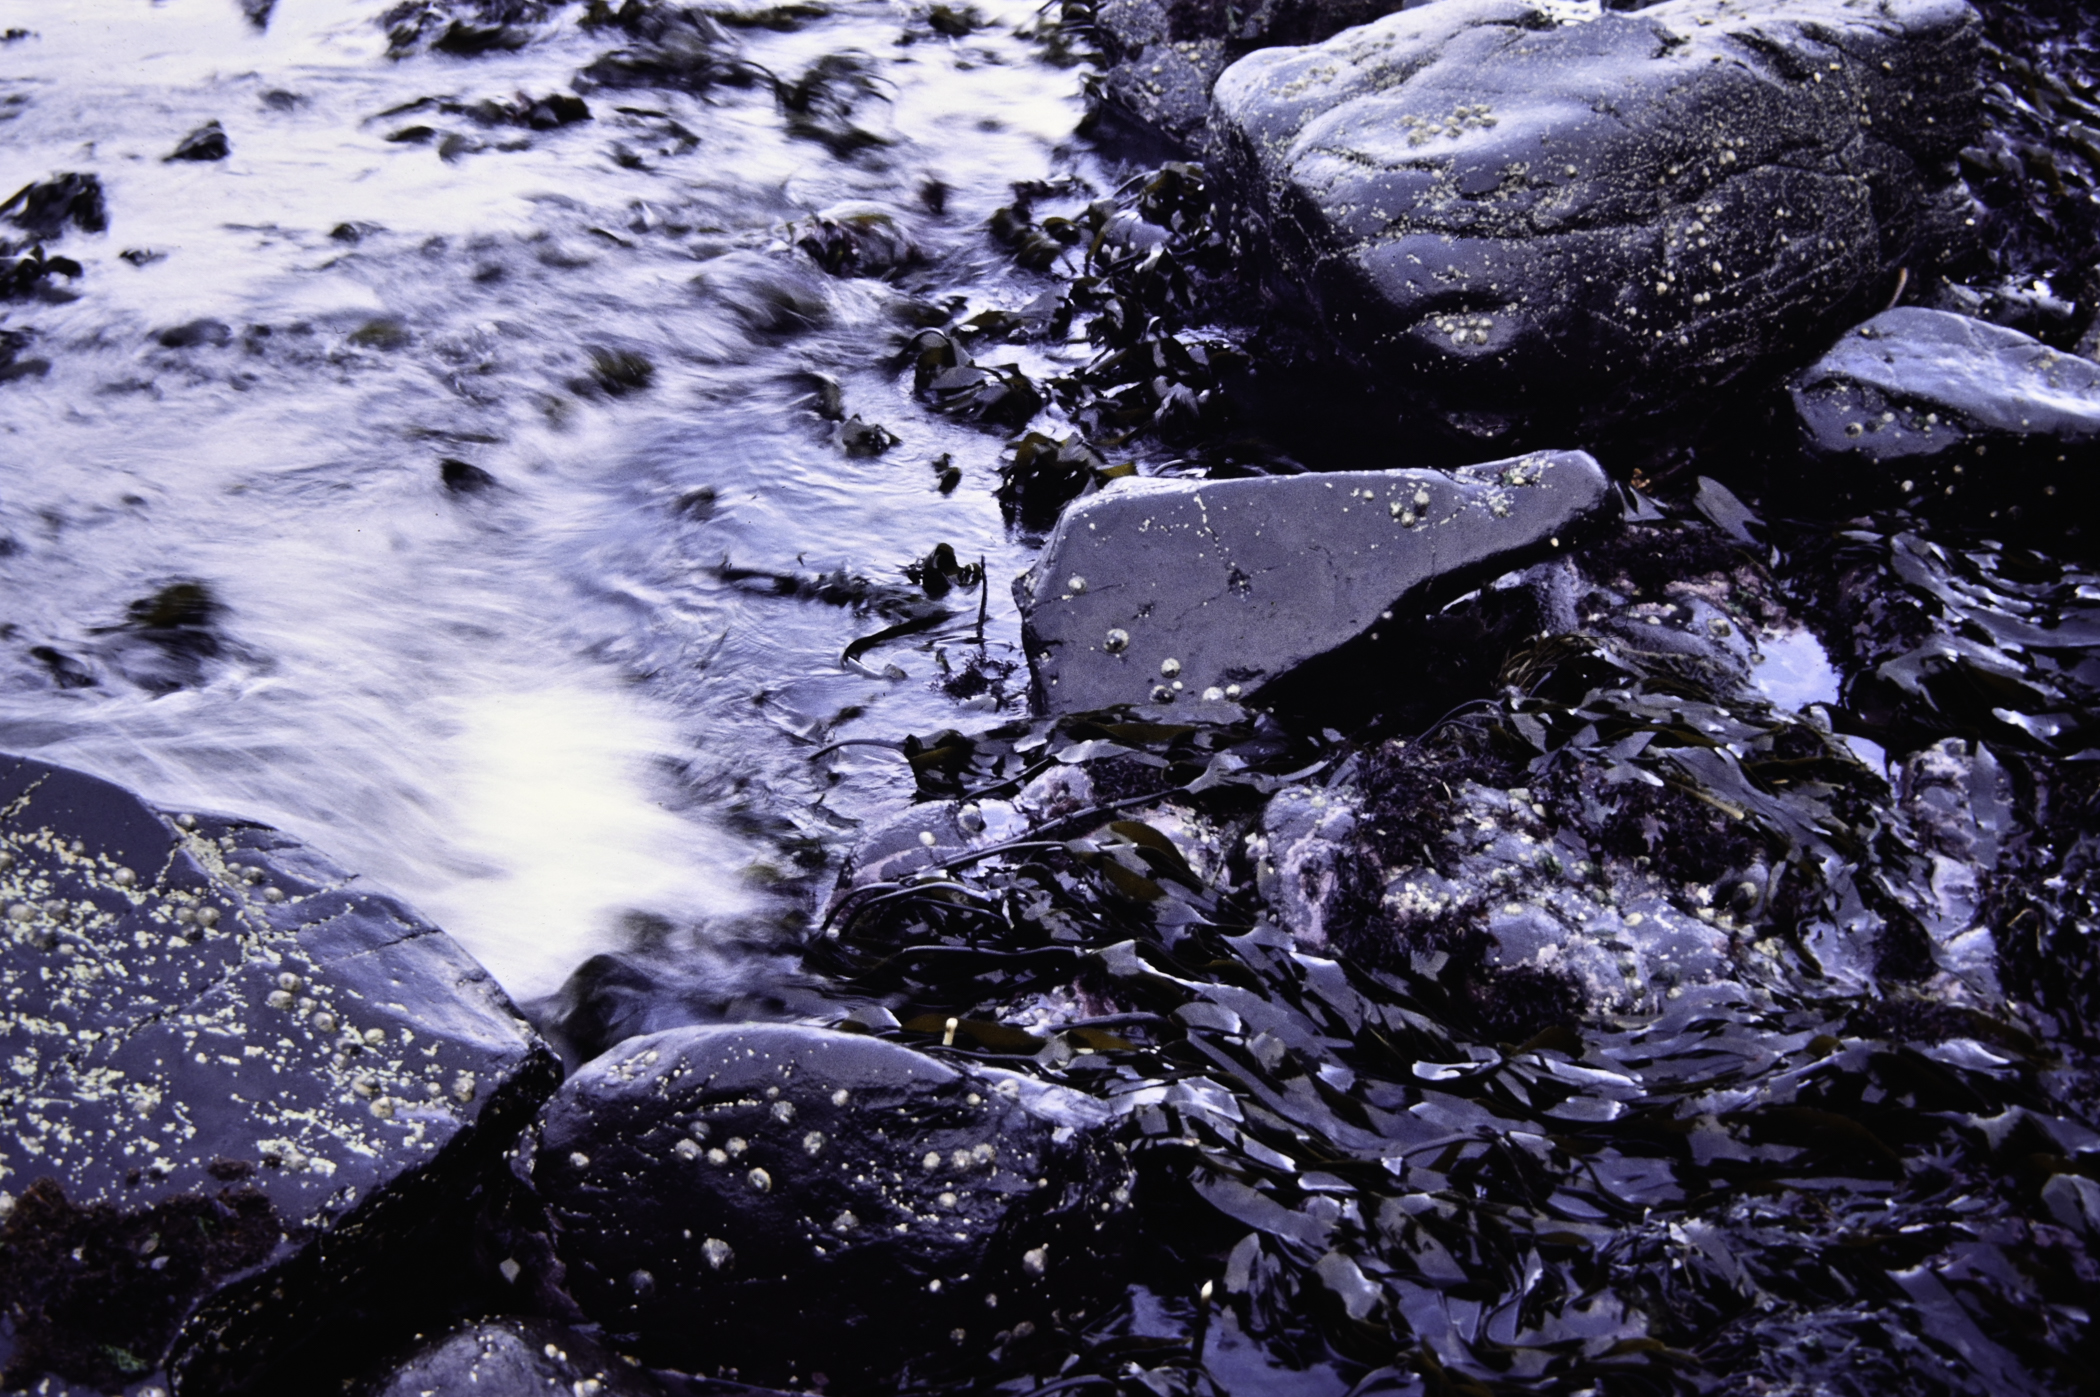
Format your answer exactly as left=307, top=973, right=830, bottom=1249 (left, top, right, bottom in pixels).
left=1209, top=0, right=1982, bottom=446
left=1016, top=451, right=1612, bottom=712
left=526, top=1023, right=1126, bottom=1389
left=0, top=754, right=558, bottom=1395
left=1787, top=306, right=2100, bottom=531
left=1087, top=0, right=1409, bottom=148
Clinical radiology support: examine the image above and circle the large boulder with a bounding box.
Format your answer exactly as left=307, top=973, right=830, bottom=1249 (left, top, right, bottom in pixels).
left=1014, top=451, right=1613, bottom=713
left=0, top=754, right=558, bottom=1395
left=1786, top=306, right=2100, bottom=532
left=1209, top=0, right=1981, bottom=447
left=1088, top=0, right=1411, bottom=147
left=525, top=1024, right=1125, bottom=1391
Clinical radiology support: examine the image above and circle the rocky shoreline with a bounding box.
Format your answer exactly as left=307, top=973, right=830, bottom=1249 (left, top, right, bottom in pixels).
left=5, top=0, right=2100, bottom=1392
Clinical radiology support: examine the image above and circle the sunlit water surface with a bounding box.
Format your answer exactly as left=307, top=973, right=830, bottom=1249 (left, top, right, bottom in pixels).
left=0, top=0, right=1102, bottom=1000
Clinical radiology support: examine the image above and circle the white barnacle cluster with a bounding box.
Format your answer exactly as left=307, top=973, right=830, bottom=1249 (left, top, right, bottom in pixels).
left=1400, top=103, right=1498, bottom=148
left=1429, top=311, right=1496, bottom=348
left=1500, top=455, right=1549, bottom=488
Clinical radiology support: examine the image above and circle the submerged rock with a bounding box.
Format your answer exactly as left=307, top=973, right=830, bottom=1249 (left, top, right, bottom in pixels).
left=165, top=121, right=230, bottom=163
left=0, top=754, right=558, bottom=1394
left=1787, top=307, right=2100, bottom=531
left=526, top=1023, right=1124, bottom=1389
left=1014, top=450, right=1612, bottom=713
left=1209, top=0, right=1981, bottom=446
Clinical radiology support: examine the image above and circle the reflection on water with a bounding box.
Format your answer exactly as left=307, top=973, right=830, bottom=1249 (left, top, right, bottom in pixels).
left=1753, top=627, right=1886, bottom=772
left=0, top=0, right=1102, bottom=998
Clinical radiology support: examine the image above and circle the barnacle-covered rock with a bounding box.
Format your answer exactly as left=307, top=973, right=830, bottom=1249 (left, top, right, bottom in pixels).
left=1209, top=0, right=1982, bottom=446
left=357, top=1318, right=669, bottom=1397
left=1014, top=450, right=1613, bottom=713
left=1787, top=307, right=2100, bottom=534
left=525, top=1023, right=1126, bottom=1390
left=0, top=754, right=558, bottom=1395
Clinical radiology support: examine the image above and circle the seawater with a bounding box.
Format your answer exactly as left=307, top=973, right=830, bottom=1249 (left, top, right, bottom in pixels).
left=0, top=0, right=1105, bottom=1001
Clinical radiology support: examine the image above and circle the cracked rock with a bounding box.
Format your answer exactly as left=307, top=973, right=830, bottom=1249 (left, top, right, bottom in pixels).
left=1786, top=307, right=2100, bottom=532
left=1013, top=450, right=1613, bottom=713
left=1208, top=0, right=1981, bottom=447
left=0, top=753, right=558, bottom=1395
left=525, top=1023, right=1126, bottom=1390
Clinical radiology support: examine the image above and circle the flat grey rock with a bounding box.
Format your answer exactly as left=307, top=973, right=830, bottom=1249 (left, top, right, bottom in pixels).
left=1788, top=307, right=2100, bottom=521
left=0, top=753, right=556, bottom=1395
left=1014, top=451, right=1613, bottom=713
left=1209, top=0, right=1980, bottom=445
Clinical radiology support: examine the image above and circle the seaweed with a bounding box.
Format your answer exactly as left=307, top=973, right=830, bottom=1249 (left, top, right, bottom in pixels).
left=0, top=173, right=106, bottom=240
left=804, top=686, right=2099, bottom=1393
left=0, top=1178, right=282, bottom=1390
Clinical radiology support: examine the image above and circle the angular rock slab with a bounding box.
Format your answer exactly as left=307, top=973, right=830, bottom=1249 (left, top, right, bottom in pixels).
left=1209, top=0, right=1980, bottom=445
left=1788, top=307, right=2100, bottom=526
left=528, top=1024, right=1122, bottom=1389
left=1015, top=451, right=1612, bottom=713
left=0, top=753, right=557, bottom=1395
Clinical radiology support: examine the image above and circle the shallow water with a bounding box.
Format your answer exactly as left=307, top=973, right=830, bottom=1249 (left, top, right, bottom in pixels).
left=0, top=0, right=1106, bottom=999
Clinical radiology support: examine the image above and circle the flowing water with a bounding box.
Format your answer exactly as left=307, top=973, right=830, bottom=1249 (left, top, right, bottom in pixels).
left=0, top=0, right=1108, bottom=1001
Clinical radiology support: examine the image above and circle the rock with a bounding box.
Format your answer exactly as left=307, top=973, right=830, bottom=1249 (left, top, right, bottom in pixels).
left=1088, top=0, right=1410, bottom=148
left=155, top=318, right=232, bottom=349
left=1014, top=450, right=1613, bottom=713
left=526, top=1023, right=1124, bottom=1389
left=358, top=1318, right=673, bottom=1397
left=0, top=754, right=558, bottom=1395
left=1786, top=307, right=2100, bottom=526
left=165, top=121, right=230, bottom=163
left=1209, top=0, right=1981, bottom=447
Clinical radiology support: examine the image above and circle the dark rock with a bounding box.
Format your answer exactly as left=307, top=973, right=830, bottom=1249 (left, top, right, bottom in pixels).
left=155, top=318, right=232, bottom=349
left=1014, top=450, right=1613, bottom=713
left=0, top=326, right=49, bottom=383
left=1, top=173, right=107, bottom=240
left=1088, top=0, right=1408, bottom=148
left=525, top=1023, right=1124, bottom=1389
left=441, top=457, right=499, bottom=493
left=165, top=121, right=230, bottom=162
left=358, top=1318, right=675, bottom=1397
left=1785, top=307, right=2100, bottom=527
left=465, top=91, right=592, bottom=128
left=1209, top=0, right=1982, bottom=448
left=0, top=754, right=559, bottom=1394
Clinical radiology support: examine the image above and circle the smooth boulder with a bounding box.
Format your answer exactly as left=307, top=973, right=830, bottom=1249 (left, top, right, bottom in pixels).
left=0, top=754, right=557, bottom=1395
left=1209, top=0, right=1981, bottom=445
left=526, top=1024, right=1124, bottom=1390
left=1014, top=451, right=1613, bottom=713
left=1787, top=306, right=2100, bottom=528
